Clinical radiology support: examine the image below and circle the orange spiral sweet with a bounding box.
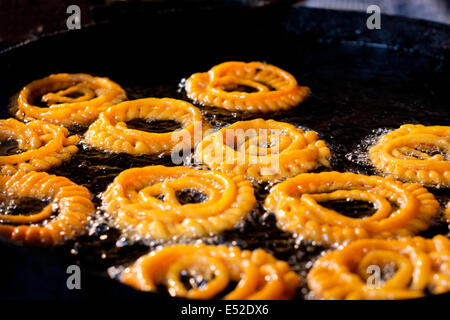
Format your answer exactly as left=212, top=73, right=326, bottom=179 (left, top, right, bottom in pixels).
left=84, top=98, right=210, bottom=155
left=121, top=244, right=300, bottom=299
left=369, top=124, right=450, bottom=187
left=264, top=172, right=439, bottom=245
left=307, top=235, right=450, bottom=299
left=102, top=166, right=256, bottom=239
left=0, top=118, right=79, bottom=175
left=16, top=73, right=126, bottom=126
left=194, top=118, right=330, bottom=182
left=0, top=171, right=95, bottom=245
left=185, top=61, right=310, bottom=112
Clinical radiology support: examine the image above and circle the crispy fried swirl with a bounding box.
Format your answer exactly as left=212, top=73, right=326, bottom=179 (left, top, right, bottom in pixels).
left=185, top=61, right=310, bottom=112
left=265, top=172, right=439, bottom=245
left=102, top=166, right=256, bottom=239
left=16, top=73, right=126, bottom=126
left=121, top=244, right=300, bottom=299
left=307, top=235, right=450, bottom=299
left=369, top=124, right=450, bottom=187
left=84, top=98, right=210, bottom=155
left=194, top=119, right=330, bottom=182
left=0, top=118, right=79, bottom=175
left=0, top=171, right=94, bottom=245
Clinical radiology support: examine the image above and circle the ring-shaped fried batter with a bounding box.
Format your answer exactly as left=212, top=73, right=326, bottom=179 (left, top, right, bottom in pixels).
left=84, top=98, right=210, bottom=155
left=264, top=172, right=439, bottom=245
left=185, top=61, right=310, bottom=112
left=0, top=171, right=95, bottom=245
left=16, top=73, right=126, bottom=126
left=307, top=235, right=450, bottom=299
left=0, top=118, right=79, bottom=175
left=369, top=124, right=450, bottom=187
left=102, top=166, right=256, bottom=239
left=120, top=244, right=300, bottom=300
left=194, top=118, right=330, bottom=182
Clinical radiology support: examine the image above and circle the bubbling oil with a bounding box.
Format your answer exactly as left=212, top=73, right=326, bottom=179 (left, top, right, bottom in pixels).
left=2, top=78, right=445, bottom=300
left=45, top=117, right=450, bottom=299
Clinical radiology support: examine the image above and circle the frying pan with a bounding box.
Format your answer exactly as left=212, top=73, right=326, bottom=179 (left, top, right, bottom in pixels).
left=0, top=2, right=449, bottom=300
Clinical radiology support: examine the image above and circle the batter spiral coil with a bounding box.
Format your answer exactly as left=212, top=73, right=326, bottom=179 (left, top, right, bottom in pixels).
left=194, top=118, right=330, bottom=182
left=0, top=118, right=79, bottom=175
left=307, top=235, right=450, bottom=299
left=185, top=61, right=310, bottom=112
left=369, top=124, right=450, bottom=187
left=0, top=171, right=95, bottom=245
left=120, top=244, right=300, bottom=299
left=16, top=73, right=126, bottom=126
left=102, top=166, right=256, bottom=239
left=84, top=98, right=210, bottom=155
left=264, top=172, right=439, bottom=245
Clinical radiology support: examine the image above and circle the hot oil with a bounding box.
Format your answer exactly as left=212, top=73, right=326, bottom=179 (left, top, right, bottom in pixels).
left=0, top=196, right=55, bottom=225
left=125, top=119, right=182, bottom=133
left=38, top=78, right=449, bottom=300
left=6, top=40, right=450, bottom=299
left=0, top=138, right=21, bottom=156
left=38, top=84, right=331, bottom=298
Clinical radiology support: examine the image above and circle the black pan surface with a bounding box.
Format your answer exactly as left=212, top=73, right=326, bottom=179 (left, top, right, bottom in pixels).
left=0, top=6, right=449, bottom=300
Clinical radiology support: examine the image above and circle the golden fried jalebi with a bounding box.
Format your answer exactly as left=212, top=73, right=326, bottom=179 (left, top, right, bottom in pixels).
left=185, top=61, right=310, bottom=112
left=102, top=166, right=256, bottom=239
left=264, top=172, right=439, bottom=245
left=84, top=98, right=210, bottom=155
left=307, top=235, right=450, bottom=299
left=194, top=119, right=330, bottom=182
left=0, top=118, right=79, bottom=175
left=16, top=73, right=126, bottom=126
left=369, top=124, right=450, bottom=187
left=121, top=244, right=300, bottom=299
left=0, top=171, right=94, bottom=245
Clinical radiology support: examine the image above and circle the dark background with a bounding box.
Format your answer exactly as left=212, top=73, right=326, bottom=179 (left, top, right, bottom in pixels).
left=1, top=0, right=449, bottom=51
